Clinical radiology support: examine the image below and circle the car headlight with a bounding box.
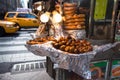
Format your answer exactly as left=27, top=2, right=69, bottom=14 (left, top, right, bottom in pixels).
left=6, top=24, right=13, bottom=27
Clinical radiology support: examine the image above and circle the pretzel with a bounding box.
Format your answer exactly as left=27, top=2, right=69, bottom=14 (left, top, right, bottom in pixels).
left=112, top=66, right=120, bottom=76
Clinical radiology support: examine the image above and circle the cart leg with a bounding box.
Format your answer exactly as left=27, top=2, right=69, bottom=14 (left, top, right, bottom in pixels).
left=46, top=57, right=55, bottom=79
left=55, top=69, right=67, bottom=80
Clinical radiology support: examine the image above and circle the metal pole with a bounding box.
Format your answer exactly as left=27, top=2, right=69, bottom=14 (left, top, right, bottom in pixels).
left=88, top=0, right=95, bottom=38
left=111, top=0, right=118, bottom=43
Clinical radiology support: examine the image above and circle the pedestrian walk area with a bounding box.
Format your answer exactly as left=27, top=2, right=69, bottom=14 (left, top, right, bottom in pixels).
left=0, top=70, right=54, bottom=80
left=0, top=59, right=53, bottom=80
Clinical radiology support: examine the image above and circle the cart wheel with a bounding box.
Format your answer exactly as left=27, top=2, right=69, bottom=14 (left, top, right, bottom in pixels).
left=0, top=27, right=5, bottom=36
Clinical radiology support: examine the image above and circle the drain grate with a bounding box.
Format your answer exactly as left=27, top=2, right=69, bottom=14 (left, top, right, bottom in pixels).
left=11, top=61, right=46, bottom=74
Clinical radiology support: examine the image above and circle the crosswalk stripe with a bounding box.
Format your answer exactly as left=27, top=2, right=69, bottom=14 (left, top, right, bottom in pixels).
left=0, top=45, right=27, bottom=52
left=0, top=41, right=26, bottom=45
left=0, top=37, right=32, bottom=40
left=0, top=50, right=30, bottom=55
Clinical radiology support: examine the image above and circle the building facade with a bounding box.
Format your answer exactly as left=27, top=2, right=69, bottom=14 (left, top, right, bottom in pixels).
left=0, top=0, right=23, bottom=12
left=0, top=0, right=23, bottom=19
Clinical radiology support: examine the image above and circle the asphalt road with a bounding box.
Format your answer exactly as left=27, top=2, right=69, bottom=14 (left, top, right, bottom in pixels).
left=0, top=28, right=53, bottom=80
left=0, top=28, right=46, bottom=73
left=0, top=28, right=35, bottom=55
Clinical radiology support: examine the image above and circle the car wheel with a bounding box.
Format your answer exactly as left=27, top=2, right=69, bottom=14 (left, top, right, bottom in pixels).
left=0, top=27, right=5, bottom=36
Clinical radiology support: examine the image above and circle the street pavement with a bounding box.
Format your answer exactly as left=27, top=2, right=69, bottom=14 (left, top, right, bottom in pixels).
left=0, top=71, right=54, bottom=80
left=0, top=28, right=53, bottom=80
left=0, top=28, right=46, bottom=63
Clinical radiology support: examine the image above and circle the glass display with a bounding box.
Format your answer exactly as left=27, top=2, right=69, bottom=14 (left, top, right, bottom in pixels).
left=115, top=10, right=120, bottom=41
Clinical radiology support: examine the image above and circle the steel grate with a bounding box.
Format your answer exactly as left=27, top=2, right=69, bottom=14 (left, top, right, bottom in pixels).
left=11, top=61, right=46, bottom=74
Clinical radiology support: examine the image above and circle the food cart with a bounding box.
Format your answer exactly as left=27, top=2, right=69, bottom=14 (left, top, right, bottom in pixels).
left=25, top=0, right=120, bottom=80
left=90, top=42, right=120, bottom=80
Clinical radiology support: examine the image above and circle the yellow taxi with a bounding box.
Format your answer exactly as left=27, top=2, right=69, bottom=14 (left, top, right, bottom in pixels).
left=4, top=12, right=40, bottom=28
left=0, top=20, right=19, bottom=36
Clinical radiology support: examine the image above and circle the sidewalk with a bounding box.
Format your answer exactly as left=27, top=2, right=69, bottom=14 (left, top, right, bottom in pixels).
left=0, top=53, right=54, bottom=80
left=0, top=70, right=54, bottom=80
left=0, top=55, right=54, bottom=80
